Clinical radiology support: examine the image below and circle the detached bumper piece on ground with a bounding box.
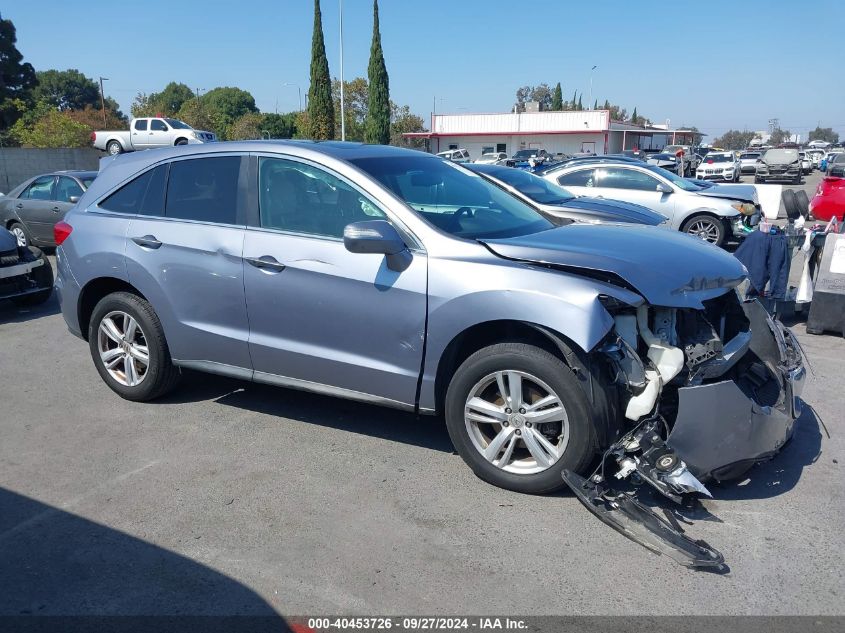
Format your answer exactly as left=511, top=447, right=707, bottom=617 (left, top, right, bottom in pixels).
left=562, top=298, right=806, bottom=570
left=0, top=227, right=54, bottom=307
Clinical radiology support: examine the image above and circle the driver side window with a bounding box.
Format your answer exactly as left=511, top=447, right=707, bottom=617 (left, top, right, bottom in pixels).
left=258, top=157, right=386, bottom=239
left=597, top=167, right=661, bottom=192
left=22, top=176, right=55, bottom=200
left=557, top=168, right=595, bottom=188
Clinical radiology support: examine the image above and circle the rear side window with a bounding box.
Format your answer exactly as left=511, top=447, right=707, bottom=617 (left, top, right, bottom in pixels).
left=100, top=165, right=167, bottom=215
left=165, top=157, right=240, bottom=224
left=557, top=169, right=595, bottom=187
left=134, top=119, right=148, bottom=131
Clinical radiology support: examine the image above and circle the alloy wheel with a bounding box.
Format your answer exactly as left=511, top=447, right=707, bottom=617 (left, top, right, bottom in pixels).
left=11, top=226, right=27, bottom=247
left=686, top=218, right=721, bottom=243
left=464, top=370, right=570, bottom=475
left=97, top=310, right=150, bottom=387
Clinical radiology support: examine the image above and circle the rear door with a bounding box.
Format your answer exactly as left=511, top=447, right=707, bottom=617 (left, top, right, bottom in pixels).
left=131, top=118, right=149, bottom=148
left=241, top=154, right=427, bottom=406
left=15, top=175, right=57, bottom=243
left=124, top=155, right=252, bottom=370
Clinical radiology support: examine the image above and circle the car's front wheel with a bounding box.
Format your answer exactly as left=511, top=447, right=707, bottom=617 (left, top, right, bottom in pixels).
left=9, top=222, right=30, bottom=248
left=88, top=291, right=180, bottom=401
left=444, top=342, right=596, bottom=494
left=682, top=214, right=725, bottom=246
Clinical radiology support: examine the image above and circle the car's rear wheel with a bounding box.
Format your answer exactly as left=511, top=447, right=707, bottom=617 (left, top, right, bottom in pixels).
left=444, top=342, right=596, bottom=494
left=88, top=291, right=180, bottom=401
left=107, top=141, right=122, bottom=156
left=682, top=214, right=725, bottom=246
left=9, top=222, right=30, bottom=248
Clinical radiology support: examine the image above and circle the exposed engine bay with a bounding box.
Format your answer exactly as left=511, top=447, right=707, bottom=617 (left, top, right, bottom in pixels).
left=562, top=291, right=806, bottom=569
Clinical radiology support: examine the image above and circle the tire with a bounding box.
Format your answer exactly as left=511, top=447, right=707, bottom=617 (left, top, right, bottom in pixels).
left=11, top=249, right=53, bottom=306
left=9, top=222, right=31, bottom=248
left=782, top=189, right=800, bottom=220
left=795, top=190, right=810, bottom=218
left=755, top=176, right=763, bottom=184
left=792, top=175, right=801, bottom=185
left=107, top=140, right=122, bottom=156
left=444, top=342, right=597, bottom=494
left=681, top=214, right=725, bottom=246
left=175, top=138, right=188, bottom=146
left=88, top=291, right=180, bottom=402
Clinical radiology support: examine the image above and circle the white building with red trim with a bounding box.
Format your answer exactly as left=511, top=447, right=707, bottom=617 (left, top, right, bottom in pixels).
left=404, top=110, right=701, bottom=159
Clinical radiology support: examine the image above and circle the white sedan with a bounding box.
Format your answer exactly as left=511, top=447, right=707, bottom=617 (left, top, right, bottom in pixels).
left=695, top=151, right=741, bottom=182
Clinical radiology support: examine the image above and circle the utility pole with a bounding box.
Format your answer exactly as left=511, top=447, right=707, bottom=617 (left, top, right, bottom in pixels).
left=98, top=77, right=109, bottom=127
left=588, top=66, right=597, bottom=110
left=339, top=0, right=346, bottom=141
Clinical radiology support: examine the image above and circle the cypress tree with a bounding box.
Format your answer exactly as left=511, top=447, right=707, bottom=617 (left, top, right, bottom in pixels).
left=551, top=82, right=563, bottom=111
left=603, top=99, right=610, bottom=110
left=307, top=0, right=334, bottom=139
left=593, top=99, right=598, bottom=110
left=365, top=0, right=390, bottom=144
left=577, top=95, right=583, bottom=111
left=571, top=90, right=577, bottom=110
left=631, top=107, right=638, bottom=124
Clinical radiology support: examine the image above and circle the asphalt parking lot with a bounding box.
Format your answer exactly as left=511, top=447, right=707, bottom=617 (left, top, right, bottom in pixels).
left=1, top=185, right=843, bottom=617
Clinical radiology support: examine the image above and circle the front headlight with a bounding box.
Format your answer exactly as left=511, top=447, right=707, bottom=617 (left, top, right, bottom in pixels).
left=731, top=202, right=757, bottom=215
left=191, top=131, right=201, bottom=139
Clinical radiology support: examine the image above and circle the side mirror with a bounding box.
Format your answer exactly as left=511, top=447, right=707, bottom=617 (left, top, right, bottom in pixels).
left=68, top=196, right=80, bottom=204
left=656, top=183, right=673, bottom=194
left=344, top=220, right=412, bottom=272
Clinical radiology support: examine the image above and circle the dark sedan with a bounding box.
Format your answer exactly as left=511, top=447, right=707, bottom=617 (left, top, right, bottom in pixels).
left=467, top=163, right=666, bottom=226
left=0, top=170, right=97, bottom=248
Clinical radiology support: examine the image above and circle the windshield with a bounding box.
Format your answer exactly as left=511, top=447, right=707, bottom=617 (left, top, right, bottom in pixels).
left=704, top=153, right=733, bottom=163
left=513, top=150, right=536, bottom=159
left=651, top=154, right=676, bottom=160
left=81, top=177, right=96, bottom=188
left=350, top=156, right=555, bottom=240
left=164, top=118, right=193, bottom=130
left=644, top=164, right=700, bottom=191
left=486, top=168, right=575, bottom=205
left=740, top=153, right=760, bottom=160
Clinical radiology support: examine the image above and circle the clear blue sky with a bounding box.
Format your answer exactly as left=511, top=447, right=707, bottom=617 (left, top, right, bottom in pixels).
left=8, top=0, right=845, bottom=139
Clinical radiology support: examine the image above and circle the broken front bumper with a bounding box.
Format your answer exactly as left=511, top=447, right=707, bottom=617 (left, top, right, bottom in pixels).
left=667, top=300, right=805, bottom=481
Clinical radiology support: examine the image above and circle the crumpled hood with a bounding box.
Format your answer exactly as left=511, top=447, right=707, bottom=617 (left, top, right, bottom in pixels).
left=556, top=196, right=666, bottom=226
left=0, top=227, right=18, bottom=253
left=693, top=183, right=758, bottom=205
left=761, top=149, right=799, bottom=166
left=482, top=224, right=746, bottom=309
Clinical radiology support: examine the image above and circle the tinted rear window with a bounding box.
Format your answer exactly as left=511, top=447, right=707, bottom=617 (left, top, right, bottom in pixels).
left=99, top=165, right=167, bottom=215
left=165, top=157, right=240, bottom=224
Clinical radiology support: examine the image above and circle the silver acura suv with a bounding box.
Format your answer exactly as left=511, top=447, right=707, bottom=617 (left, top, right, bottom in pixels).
left=55, top=141, right=804, bottom=504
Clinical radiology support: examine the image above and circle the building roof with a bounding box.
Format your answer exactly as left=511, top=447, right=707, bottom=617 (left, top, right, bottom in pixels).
left=427, top=110, right=611, bottom=136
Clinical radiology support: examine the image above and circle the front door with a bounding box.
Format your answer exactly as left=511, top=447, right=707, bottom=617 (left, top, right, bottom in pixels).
left=121, top=155, right=252, bottom=369
left=242, top=155, right=427, bottom=407
left=593, top=166, right=677, bottom=223
left=147, top=118, right=171, bottom=148
left=17, top=175, right=57, bottom=243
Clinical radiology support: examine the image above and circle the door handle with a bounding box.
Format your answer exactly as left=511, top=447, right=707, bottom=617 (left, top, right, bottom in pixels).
left=131, top=235, right=162, bottom=249
left=52, top=206, right=61, bottom=212
left=245, top=255, right=286, bottom=272
left=16, top=203, right=23, bottom=209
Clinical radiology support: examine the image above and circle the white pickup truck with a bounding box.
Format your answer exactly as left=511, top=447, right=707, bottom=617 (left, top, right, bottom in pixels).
left=91, top=117, right=217, bottom=155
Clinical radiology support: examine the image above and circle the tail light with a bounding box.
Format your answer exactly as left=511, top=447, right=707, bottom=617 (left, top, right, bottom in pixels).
left=90, top=131, right=96, bottom=142
left=54, top=221, right=73, bottom=245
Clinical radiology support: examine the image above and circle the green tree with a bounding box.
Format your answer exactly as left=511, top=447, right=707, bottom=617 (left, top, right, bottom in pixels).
left=712, top=129, right=757, bottom=150
left=0, top=13, right=36, bottom=133
left=577, top=95, right=583, bottom=111
left=551, top=83, right=563, bottom=111
left=11, top=109, right=90, bottom=147
left=147, top=82, right=195, bottom=116
left=66, top=104, right=126, bottom=131
left=630, top=107, right=638, bottom=124
left=228, top=112, right=266, bottom=140
left=306, top=0, right=334, bottom=139
left=33, top=69, right=100, bottom=111
left=769, top=128, right=792, bottom=146
left=390, top=103, right=426, bottom=147
left=603, top=99, right=610, bottom=110
left=809, top=126, right=839, bottom=144
left=175, top=98, right=220, bottom=136
left=593, top=99, right=597, bottom=110
left=202, top=87, right=257, bottom=123
left=365, top=0, right=390, bottom=144
left=262, top=112, right=298, bottom=138
left=514, top=84, right=553, bottom=112
left=332, top=77, right=368, bottom=140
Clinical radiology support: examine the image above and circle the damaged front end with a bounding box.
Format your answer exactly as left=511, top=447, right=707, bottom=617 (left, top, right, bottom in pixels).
left=566, top=291, right=806, bottom=568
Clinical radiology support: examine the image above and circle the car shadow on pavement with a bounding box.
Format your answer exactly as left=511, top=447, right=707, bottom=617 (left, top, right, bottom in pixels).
left=0, top=486, right=291, bottom=628
left=156, top=370, right=456, bottom=454
left=0, top=292, right=60, bottom=324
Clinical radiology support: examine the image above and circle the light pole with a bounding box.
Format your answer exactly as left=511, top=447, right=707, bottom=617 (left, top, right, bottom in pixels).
left=339, top=0, right=346, bottom=141
left=98, top=77, right=109, bottom=126
left=283, top=83, right=302, bottom=111
left=588, top=65, right=597, bottom=110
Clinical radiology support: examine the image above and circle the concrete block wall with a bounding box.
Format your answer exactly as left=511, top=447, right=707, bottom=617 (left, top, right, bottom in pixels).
left=0, top=148, right=102, bottom=193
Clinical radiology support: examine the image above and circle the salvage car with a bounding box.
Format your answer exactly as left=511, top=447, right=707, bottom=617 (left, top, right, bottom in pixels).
left=56, top=142, right=805, bottom=567
left=755, top=148, right=802, bottom=184
left=0, top=225, right=54, bottom=306
left=808, top=163, right=845, bottom=222
left=436, top=148, right=471, bottom=163
left=646, top=152, right=682, bottom=171
left=467, top=163, right=667, bottom=226
left=695, top=151, right=741, bottom=182
left=543, top=161, right=760, bottom=245
left=799, top=151, right=813, bottom=175
left=0, top=170, right=97, bottom=248
left=473, top=152, right=508, bottom=165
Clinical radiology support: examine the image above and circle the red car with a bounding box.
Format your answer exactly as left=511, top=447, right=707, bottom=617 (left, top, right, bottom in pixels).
left=810, top=165, right=845, bottom=222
